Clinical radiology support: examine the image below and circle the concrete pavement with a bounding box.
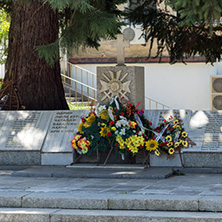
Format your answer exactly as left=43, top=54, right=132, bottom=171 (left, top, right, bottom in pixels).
left=0, top=166, right=222, bottom=221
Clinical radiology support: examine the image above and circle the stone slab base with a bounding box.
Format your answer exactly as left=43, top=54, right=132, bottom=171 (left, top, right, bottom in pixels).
left=150, top=153, right=183, bottom=167
left=183, top=152, right=222, bottom=168
left=41, top=153, right=73, bottom=166
left=150, top=152, right=222, bottom=168
left=73, top=150, right=137, bottom=165
left=0, top=152, right=40, bottom=166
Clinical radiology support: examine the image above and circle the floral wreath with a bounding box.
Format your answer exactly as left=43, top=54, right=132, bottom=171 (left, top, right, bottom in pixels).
left=71, top=97, right=195, bottom=159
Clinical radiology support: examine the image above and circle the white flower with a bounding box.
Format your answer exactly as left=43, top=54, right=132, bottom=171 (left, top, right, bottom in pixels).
left=95, top=105, right=106, bottom=117
left=119, top=128, right=126, bottom=136
left=99, top=105, right=106, bottom=112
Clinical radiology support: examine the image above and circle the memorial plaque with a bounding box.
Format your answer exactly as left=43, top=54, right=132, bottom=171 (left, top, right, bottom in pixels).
left=145, top=110, right=222, bottom=153
left=97, top=66, right=145, bottom=109
left=0, top=111, right=52, bottom=151
left=42, top=110, right=89, bottom=153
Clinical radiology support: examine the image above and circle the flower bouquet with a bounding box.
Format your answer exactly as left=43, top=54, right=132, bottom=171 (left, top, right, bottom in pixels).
left=71, top=97, right=194, bottom=165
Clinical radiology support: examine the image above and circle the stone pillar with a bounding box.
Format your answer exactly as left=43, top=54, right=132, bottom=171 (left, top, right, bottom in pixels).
left=97, top=66, right=145, bottom=109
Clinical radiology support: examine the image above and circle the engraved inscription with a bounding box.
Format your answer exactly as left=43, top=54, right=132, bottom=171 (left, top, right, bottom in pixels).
left=158, top=111, right=188, bottom=124
left=201, top=112, right=222, bottom=151
left=49, top=112, right=78, bottom=134
left=5, top=112, right=40, bottom=149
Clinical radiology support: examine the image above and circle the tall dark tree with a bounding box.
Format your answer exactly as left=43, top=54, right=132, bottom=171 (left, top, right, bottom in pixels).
left=127, top=0, right=222, bottom=64
left=0, top=0, right=126, bottom=110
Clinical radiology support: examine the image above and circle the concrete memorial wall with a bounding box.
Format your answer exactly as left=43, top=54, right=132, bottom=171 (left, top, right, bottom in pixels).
left=0, top=110, right=89, bottom=166
left=41, top=110, right=89, bottom=165
left=145, top=110, right=222, bottom=167
left=0, top=109, right=222, bottom=167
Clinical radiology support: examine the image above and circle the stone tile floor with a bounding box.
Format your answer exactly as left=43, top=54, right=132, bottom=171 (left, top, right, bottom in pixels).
left=0, top=170, right=221, bottom=197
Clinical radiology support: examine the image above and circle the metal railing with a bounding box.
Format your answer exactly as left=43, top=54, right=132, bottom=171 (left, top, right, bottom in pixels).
left=145, top=96, right=170, bottom=110
left=61, top=62, right=97, bottom=106
left=60, top=60, right=170, bottom=110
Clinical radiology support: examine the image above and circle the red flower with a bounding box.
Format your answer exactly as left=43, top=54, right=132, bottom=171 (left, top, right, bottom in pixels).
left=115, top=142, right=119, bottom=147
left=139, top=145, right=143, bottom=149
left=120, top=112, right=125, bottom=116
left=156, top=130, right=160, bottom=133
left=110, top=121, right=115, bottom=125
left=141, top=109, right=144, bottom=114
left=152, top=136, right=155, bottom=140
left=107, top=132, right=112, bottom=137
left=164, top=119, right=167, bottom=122
left=81, top=118, right=86, bottom=123
left=149, top=122, right=152, bottom=126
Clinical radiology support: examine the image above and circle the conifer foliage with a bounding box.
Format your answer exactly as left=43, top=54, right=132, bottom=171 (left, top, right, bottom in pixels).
left=0, top=0, right=126, bottom=110
left=127, top=0, right=222, bottom=64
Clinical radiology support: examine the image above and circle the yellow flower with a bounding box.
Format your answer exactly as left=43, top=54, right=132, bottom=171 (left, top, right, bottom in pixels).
left=168, top=148, right=175, bottom=155
left=74, top=134, right=82, bottom=140
left=83, top=121, right=92, bottom=128
left=166, top=136, right=172, bottom=142
left=82, top=147, right=88, bottom=154
left=116, top=135, right=125, bottom=149
left=129, top=146, right=139, bottom=154
left=155, top=149, right=160, bottom=156
left=145, top=140, right=159, bottom=151
left=182, top=131, right=188, bottom=138
left=100, top=110, right=110, bottom=120
left=182, top=141, right=188, bottom=147
left=178, top=139, right=183, bottom=144
left=78, top=138, right=87, bottom=148
left=125, top=137, right=135, bottom=150
left=100, top=125, right=110, bottom=137
left=86, top=113, right=96, bottom=123
left=174, top=142, right=180, bottom=148
left=71, top=141, right=78, bottom=149
left=177, top=125, right=181, bottom=130
left=174, top=120, right=179, bottom=125
left=111, top=126, right=116, bottom=131
left=129, top=121, right=137, bottom=129
left=167, top=142, right=174, bottom=147
left=136, top=136, right=145, bottom=147
left=78, top=122, right=84, bottom=133
left=173, top=125, right=177, bottom=129
left=119, top=143, right=125, bottom=149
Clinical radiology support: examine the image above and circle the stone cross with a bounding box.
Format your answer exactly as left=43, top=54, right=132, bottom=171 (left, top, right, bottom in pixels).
left=112, top=34, right=130, bottom=66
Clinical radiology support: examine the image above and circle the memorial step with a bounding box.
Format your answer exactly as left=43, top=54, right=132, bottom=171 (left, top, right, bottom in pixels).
left=1, top=192, right=222, bottom=212
left=0, top=208, right=222, bottom=222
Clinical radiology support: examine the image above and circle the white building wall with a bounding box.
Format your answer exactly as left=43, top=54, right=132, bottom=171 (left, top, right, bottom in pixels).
left=75, top=62, right=219, bottom=110
left=0, top=64, right=5, bottom=79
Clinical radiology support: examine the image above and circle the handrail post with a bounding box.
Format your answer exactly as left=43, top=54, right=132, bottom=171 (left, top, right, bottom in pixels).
left=69, top=63, right=71, bottom=101
left=81, top=69, right=83, bottom=105
left=75, top=66, right=77, bottom=103
left=87, top=71, right=89, bottom=105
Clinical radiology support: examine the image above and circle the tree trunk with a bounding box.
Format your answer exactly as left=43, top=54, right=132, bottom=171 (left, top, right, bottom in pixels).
left=4, top=0, right=68, bottom=110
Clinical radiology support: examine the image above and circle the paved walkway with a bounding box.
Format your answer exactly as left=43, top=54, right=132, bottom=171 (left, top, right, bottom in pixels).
left=0, top=166, right=222, bottom=221
left=0, top=166, right=221, bottom=197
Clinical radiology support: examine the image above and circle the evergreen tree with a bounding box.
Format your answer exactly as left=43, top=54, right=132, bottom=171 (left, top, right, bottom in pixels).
left=0, top=0, right=126, bottom=110
left=127, top=0, right=222, bottom=64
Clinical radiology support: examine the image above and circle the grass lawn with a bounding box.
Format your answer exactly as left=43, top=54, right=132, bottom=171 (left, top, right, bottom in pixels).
left=68, top=102, right=91, bottom=110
